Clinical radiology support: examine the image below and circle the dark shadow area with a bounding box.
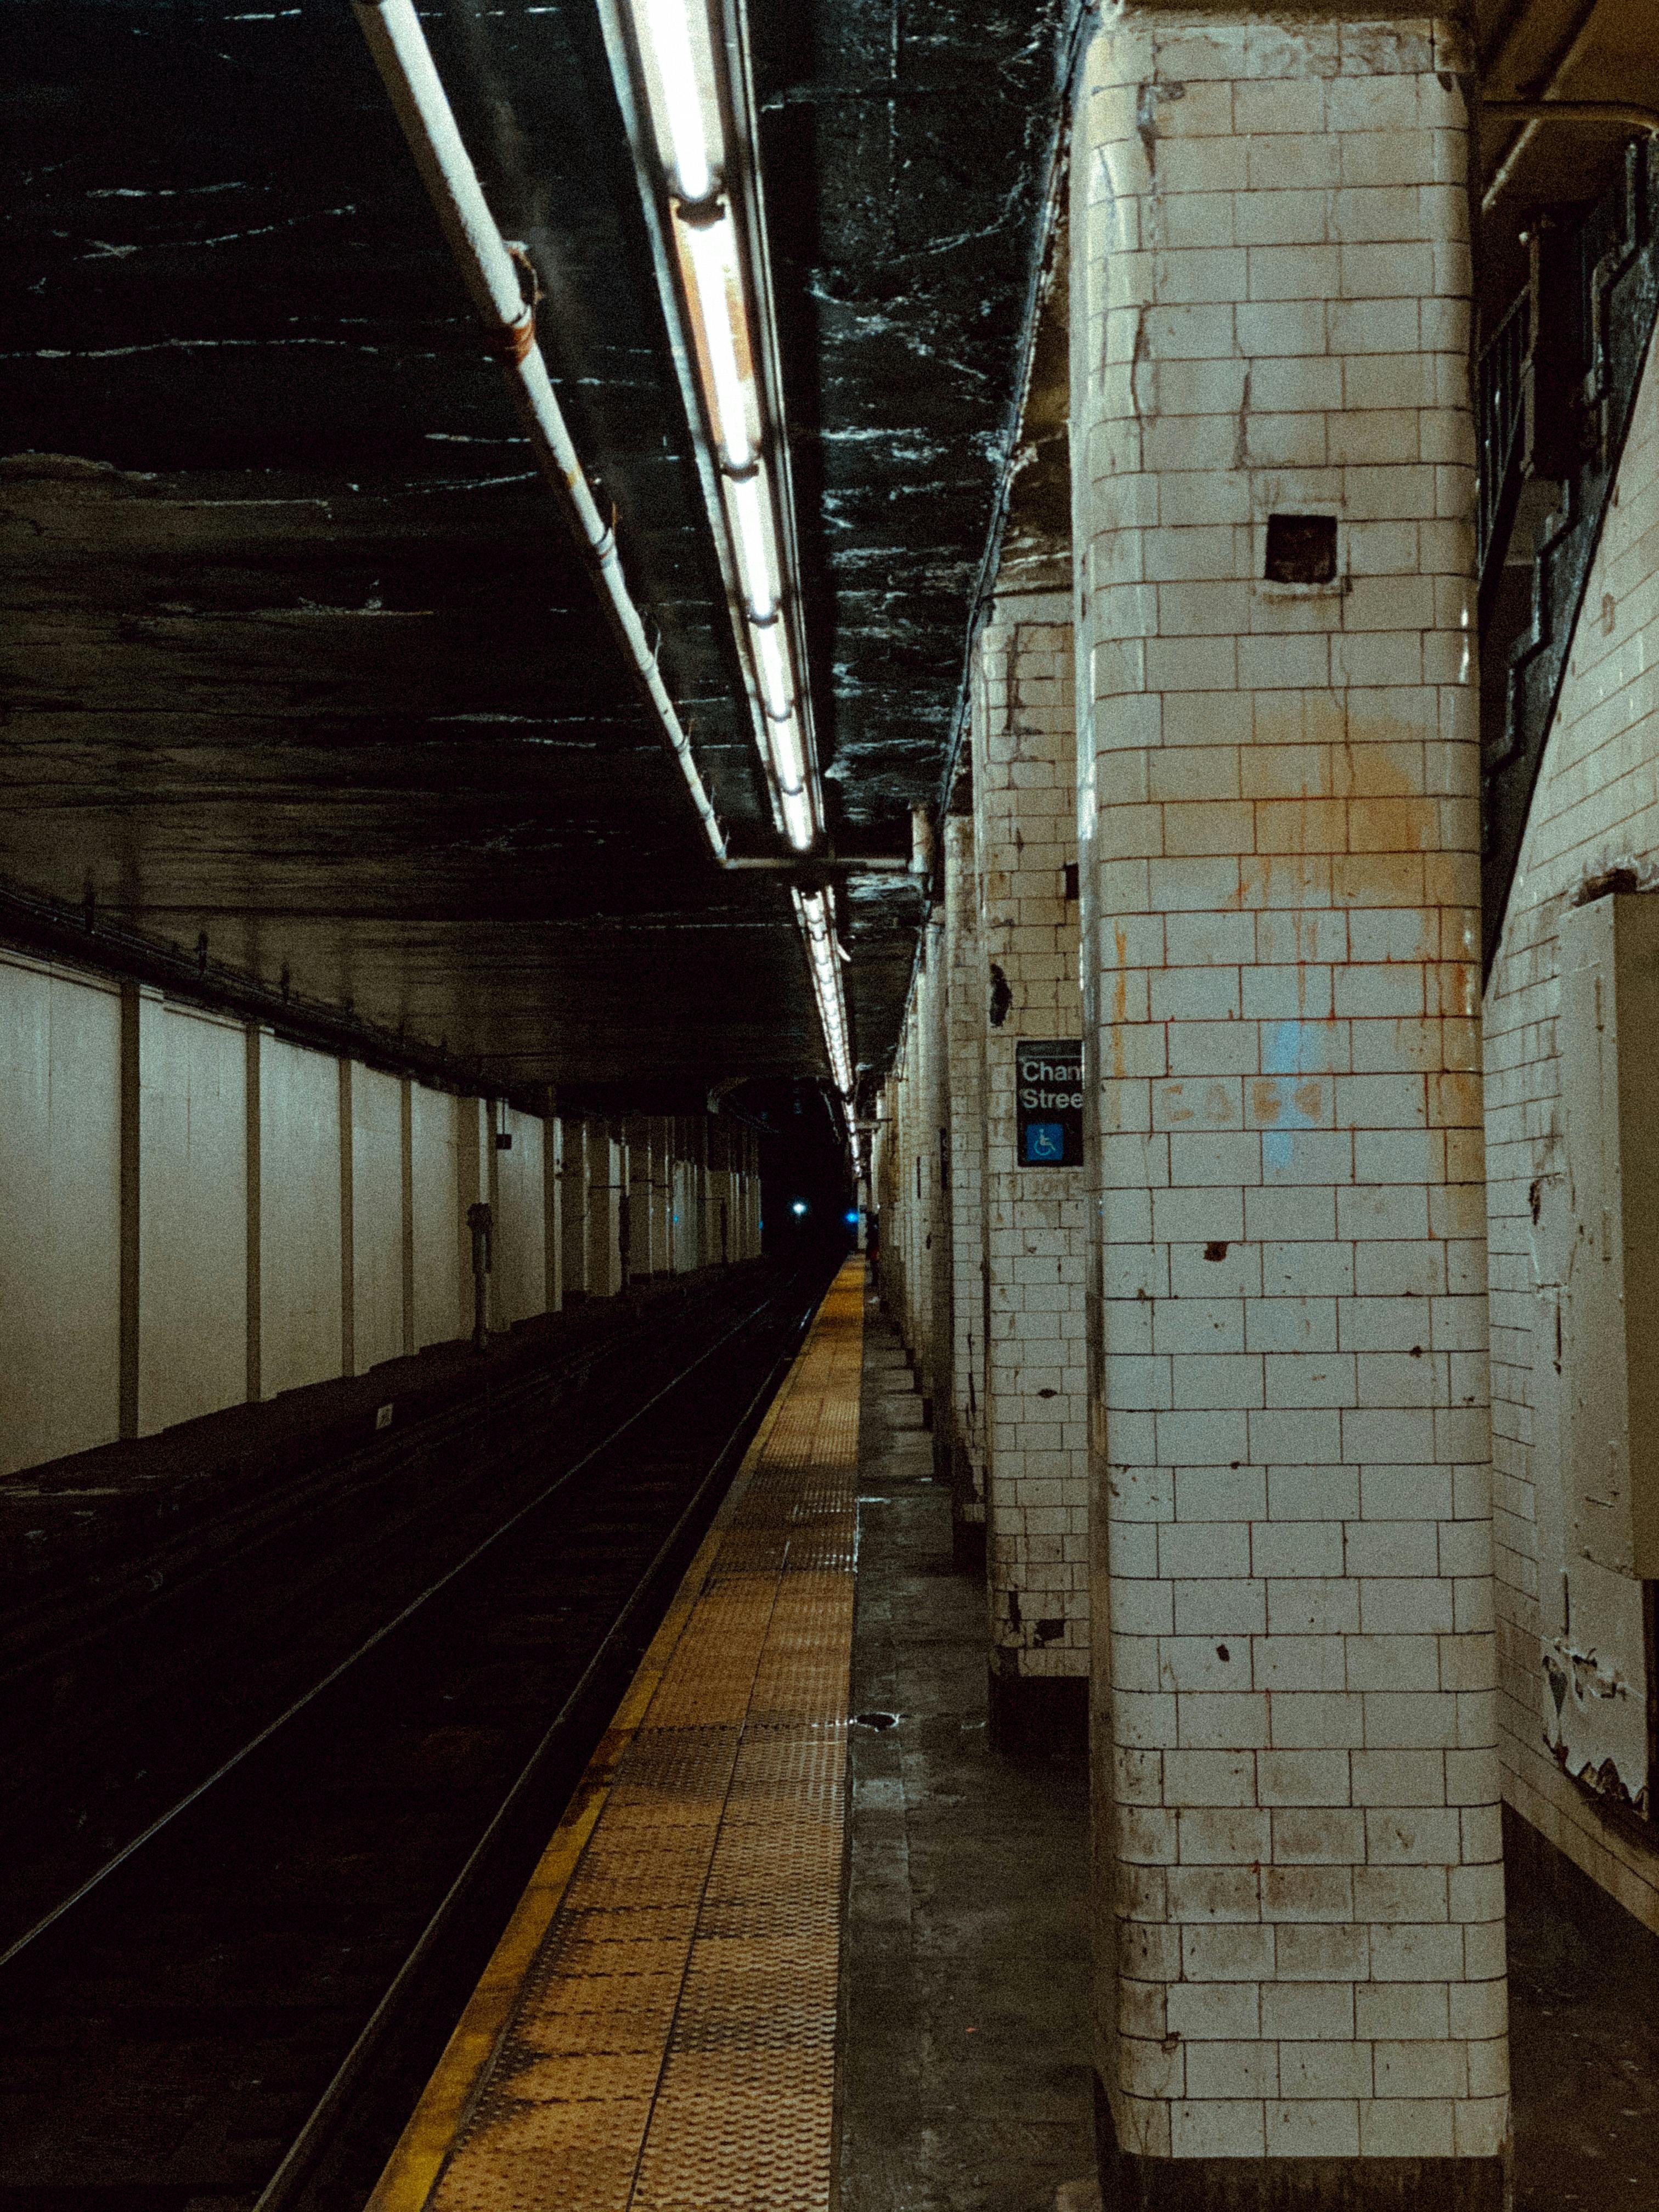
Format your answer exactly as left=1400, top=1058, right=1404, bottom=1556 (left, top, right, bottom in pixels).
left=840, top=1286, right=1094, bottom=2212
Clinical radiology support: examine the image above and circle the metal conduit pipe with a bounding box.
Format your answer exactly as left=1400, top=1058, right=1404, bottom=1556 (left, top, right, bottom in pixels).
left=357, top=0, right=876, bottom=1093
left=1482, top=101, right=1659, bottom=212
left=354, top=0, right=727, bottom=864
left=1483, top=99, right=1659, bottom=131
left=1482, top=98, right=1659, bottom=212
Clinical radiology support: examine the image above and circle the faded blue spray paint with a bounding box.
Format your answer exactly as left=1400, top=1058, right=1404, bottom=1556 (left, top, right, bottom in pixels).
left=1261, top=1020, right=1319, bottom=1172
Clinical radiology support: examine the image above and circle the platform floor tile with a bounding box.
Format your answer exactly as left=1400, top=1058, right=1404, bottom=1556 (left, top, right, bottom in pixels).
left=378, top=1260, right=865, bottom=2212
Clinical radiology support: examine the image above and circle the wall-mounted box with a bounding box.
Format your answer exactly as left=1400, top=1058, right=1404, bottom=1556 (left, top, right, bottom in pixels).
left=1560, top=892, right=1659, bottom=1577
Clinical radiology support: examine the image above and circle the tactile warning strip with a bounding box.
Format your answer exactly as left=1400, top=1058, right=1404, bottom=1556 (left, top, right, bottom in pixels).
left=371, top=1260, right=865, bottom=2212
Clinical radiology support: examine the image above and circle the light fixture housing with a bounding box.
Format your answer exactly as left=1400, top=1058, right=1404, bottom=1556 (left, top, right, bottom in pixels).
left=792, top=885, right=854, bottom=1097
left=602, top=0, right=848, bottom=1093
left=601, top=0, right=826, bottom=857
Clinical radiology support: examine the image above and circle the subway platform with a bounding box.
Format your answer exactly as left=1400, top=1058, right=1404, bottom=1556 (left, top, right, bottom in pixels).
left=356, top=1257, right=1092, bottom=2212
left=357, top=1261, right=1659, bottom=2212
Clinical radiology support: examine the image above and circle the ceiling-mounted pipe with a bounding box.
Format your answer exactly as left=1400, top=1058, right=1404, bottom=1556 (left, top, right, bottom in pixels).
left=354, top=0, right=726, bottom=863
left=1482, top=98, right=1659, bottom=211
left=1477, top=0, right=1643, bottom=215
left=1483, top=99, right=1659, bottom=131
left=357, top=0, right=871, bottom=1086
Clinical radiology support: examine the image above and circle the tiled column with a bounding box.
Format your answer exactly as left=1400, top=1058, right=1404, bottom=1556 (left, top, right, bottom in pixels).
left=891, top=1007, right=919, bottom=1354
left=944, top=809, right=990, bottom=1564
left=873, top=1082, right=897, bottom=1302
left=1074, top=13, right=1506, bottom=2202
left=918, top=913, right=947, bottom=1431
left=884, top=1060, right=905, bottom=1333
left=907, top=963, right=930, bottom=1344
left=974, top=590, right=1089, bottom=1745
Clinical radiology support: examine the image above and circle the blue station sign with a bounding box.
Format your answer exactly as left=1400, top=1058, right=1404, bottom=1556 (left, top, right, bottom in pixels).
left=1016, top=1038, right=1083, bottom=1167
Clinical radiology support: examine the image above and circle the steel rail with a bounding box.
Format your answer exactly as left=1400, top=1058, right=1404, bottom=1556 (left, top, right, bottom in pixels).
left=251, top=1277, right=820, bottom=2212
left=1, top=1304, right=639, bottom=1695
left=0, top=1282, right=787, bottom=1973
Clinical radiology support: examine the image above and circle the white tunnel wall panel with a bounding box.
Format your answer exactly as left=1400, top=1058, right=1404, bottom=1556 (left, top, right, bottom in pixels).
left=410, top=1082, right=462, bottom=1353
left=0, top=953, right=122, bottom=1476
left=0, top=951, right=609, bottom=1483
left=257, top=1035, right=343, bottom=1401
left=586, top=1125, right=623, bottom=1297
left=553, top=1115, right=571, bottom=1300
left=138, top=999, right=247, bottom=1435
left=458, top=1097, right=489, bottom=1338
left=1483, top=316, right=1659, bottom=1920
left=494, top=1107, right=546, bottom=1330
left=351, top=1065, right=405, bottom=1378
left=1531, top=898, right=1659, bottom=1810
left=1557, top=896, right=1659, bottom=1579
left=561, top=1119, right=589, bottom=1300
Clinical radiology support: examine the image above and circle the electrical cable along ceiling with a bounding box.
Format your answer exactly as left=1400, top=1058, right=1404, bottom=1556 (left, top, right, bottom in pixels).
left=0, top=0, right=1074, bottom=1099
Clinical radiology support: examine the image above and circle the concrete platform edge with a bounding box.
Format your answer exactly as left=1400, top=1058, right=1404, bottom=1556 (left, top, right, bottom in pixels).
left=359, top=1268, right=847, bottom=2212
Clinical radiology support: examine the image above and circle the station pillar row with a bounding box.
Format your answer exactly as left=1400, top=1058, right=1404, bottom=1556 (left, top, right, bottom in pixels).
left=919, top=907, right=949, bottom=1430
left=888, top=988, right=924, bottom=1365
left=942, top=811, right=989, bottom=1560
left=915, top=963, right=936, bottom=1389
left=972, top=587, right=1090, bottom=1746
left=1072, top=10, right=1506, bottom=2202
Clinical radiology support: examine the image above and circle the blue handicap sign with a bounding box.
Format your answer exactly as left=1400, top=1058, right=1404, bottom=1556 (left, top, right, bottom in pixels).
left=1025, top=1121, right=1065, bottom=1164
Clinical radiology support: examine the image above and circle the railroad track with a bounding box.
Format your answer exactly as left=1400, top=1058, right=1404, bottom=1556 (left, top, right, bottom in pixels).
left=0, top=1263, right=774, bottom=1954
left=0, top=1257, right=834, bottom=2212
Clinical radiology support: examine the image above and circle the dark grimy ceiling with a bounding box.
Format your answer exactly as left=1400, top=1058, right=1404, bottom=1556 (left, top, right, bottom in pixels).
left=0, top=0, right=1071, bottom=1102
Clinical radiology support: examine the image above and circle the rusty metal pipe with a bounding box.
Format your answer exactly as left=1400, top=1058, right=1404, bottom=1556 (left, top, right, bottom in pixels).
left=354, top=0, right=726, bottom=862
left=1482, top=98, right=1659, bottom=132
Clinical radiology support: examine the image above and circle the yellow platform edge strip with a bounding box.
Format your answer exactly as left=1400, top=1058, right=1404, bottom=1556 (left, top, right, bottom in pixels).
left=362, top=1261, right=865, bottom=2212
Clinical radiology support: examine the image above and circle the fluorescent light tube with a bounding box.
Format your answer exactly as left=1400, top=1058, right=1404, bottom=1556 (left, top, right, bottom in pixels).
left=680, top=212, right=754, bottom=471
left=795, top=885, right=852, bottom=1089
left=639, top=0, right=714, bottom=202
left=752, top=620, right=793, bottom=722
left=769, top=711, right=805, bottom=790
left=727, top=468, right=780, bottom=620
left=781, top=783, right=815, bottom=850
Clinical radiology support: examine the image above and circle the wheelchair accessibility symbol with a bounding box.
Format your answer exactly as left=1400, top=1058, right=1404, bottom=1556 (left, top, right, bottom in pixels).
left=1015, top=1038, right=1082, bottom=1167
left=1025, top=1122, right=1065, bottom=1163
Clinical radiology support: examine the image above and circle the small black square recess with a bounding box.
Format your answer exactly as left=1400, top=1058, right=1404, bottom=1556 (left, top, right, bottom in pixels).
left=1264, top=512, right=1338, bottom=584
